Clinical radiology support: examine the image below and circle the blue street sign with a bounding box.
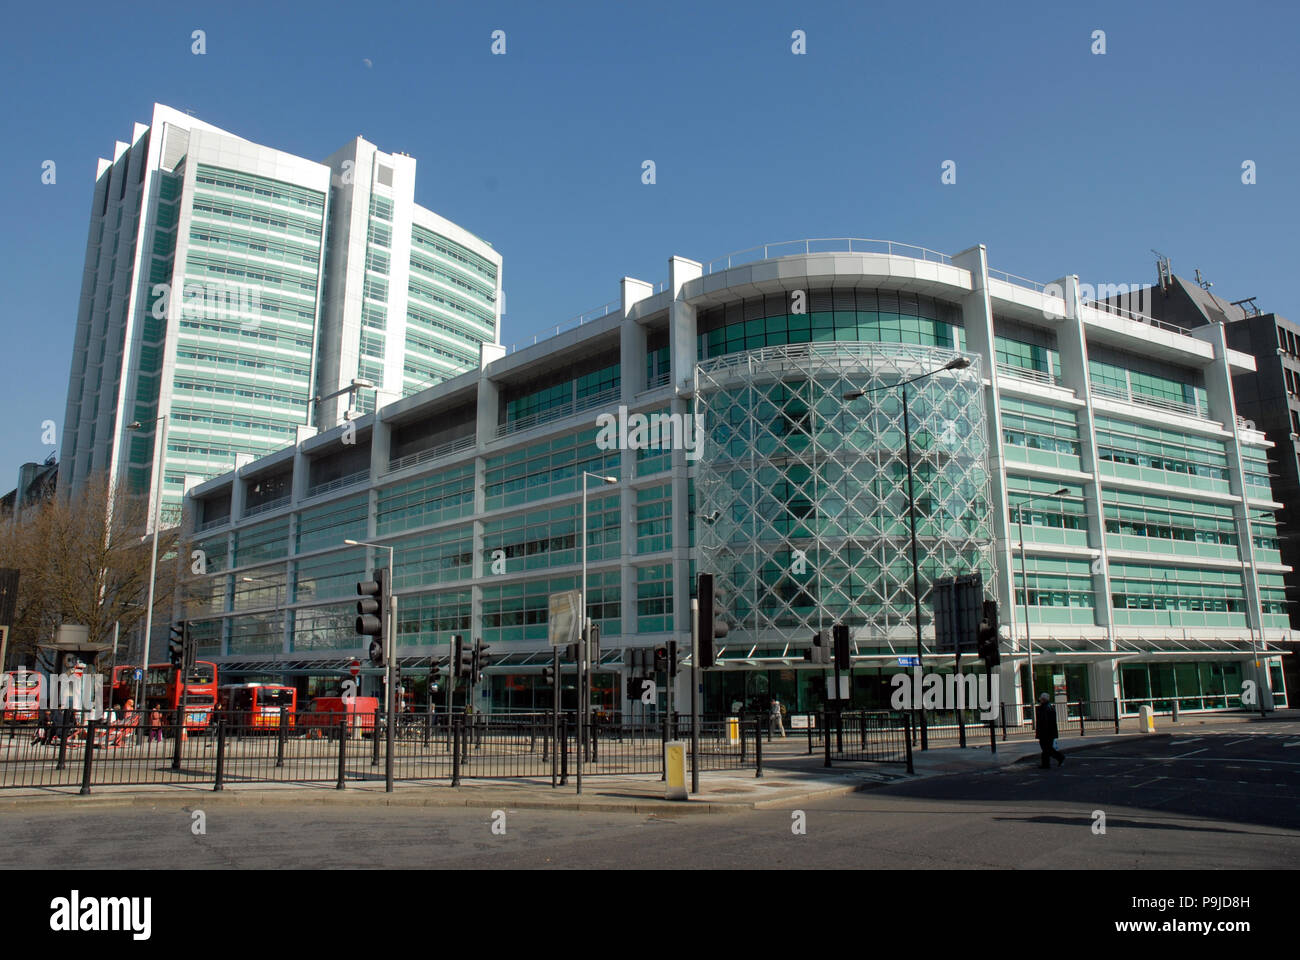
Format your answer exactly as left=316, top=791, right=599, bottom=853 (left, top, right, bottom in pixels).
left=896, top=656, right=919, bottom=667
left=133, top=668, right=142, bottom=680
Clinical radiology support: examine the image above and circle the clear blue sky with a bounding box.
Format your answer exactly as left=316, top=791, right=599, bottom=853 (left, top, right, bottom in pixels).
left=2, top=0, right=1297, bottom=487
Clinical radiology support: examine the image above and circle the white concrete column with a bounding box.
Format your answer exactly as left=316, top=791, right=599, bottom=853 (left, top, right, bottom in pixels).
left=952, top=245, right=1028, bottom=712
left=1195, top=323, right=1273, bottom=704
left=230, top=452, right=254, bottom=521
left=476, top=343, right=507, bottom=446
left=1050, top=275, right=1117, bottom=661
left=668, top=257, right=701, bottom=640
left=621, top=277, right=653, bottom=401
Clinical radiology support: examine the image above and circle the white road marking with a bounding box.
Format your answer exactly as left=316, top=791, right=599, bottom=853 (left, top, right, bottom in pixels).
left=1222, top=738, right=1253, bottom=747
left=1284, top=742, right=1300, bottom=749
left=1168, top=738, right=1203, bottom=746
left=1174, top=747, right=1209, bottom=758
left=1078, top=756, right=1300, bottom=767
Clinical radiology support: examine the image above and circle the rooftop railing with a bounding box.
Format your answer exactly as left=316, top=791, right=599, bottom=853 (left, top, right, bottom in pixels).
left=386, top=434, right=476, bottom=474
left=303, top=469, right=370, bottom=500
left=1083, top=298, right=1193, bottom=337
left=701, top=237, right=954, bottom=275
left=495, top=386, right=621, bottom=439
left=987, top=268, right=1050, bottom=293
left=1089, top=380, right=1210, bottom=420
left=241, top=495, right=290, bottom=519
left=996, top=362, right=1059, bottom=387
left=505, top=299, right=621, bottom=355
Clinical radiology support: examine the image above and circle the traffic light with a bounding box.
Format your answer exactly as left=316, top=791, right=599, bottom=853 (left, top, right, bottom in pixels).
left=454, top=634, right=474, bottom=681
left=182, top=621, right=197, bottom=676
left=668, top=640, right=678, bottom=678
left=356, top=571, right=386, bottom=667
left=472, top=638, right=492, bottom=683
left=803, top=632, right=828, bottom=665
left=977, top=600, right=1000, bottom=666
left=542, top=664, right=556, bottom=687
left=832, top=623, right=850, bottom=671
left=428, top=662, right=442, bottom=694
left=654, top=646, right=668, bottom=673
left=168, top=622, right=185, bottom=669
left=697, top=573, right=731, bottom=669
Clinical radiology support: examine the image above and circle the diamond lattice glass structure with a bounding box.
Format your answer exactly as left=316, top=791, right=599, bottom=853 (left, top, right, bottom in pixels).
left=694, top=342, right=997, bottom=656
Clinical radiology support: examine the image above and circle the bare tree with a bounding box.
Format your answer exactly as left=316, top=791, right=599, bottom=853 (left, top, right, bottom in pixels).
left=0, top=473, right=181, bottom=667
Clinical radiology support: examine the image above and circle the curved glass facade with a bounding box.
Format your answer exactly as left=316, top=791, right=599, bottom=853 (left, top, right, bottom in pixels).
left=694, top=342, right=996, bottom=651
left=697, top=289, right=963, bottom=360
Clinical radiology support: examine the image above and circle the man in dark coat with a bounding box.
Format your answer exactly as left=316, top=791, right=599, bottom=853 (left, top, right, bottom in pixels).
left=1036, top=693, right=1065, bottom=768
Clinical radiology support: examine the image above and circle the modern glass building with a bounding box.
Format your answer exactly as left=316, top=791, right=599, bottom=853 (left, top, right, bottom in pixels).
left=60, top=104, right=502, bottom=527
left=182, top=240, right=1291, bottom=718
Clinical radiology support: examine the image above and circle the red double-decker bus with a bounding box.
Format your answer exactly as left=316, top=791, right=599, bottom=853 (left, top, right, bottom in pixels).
left=111, top=662, right=219, bottom=730
left=218, top=683, right=297, bottom=730
left=1, top=671, right=42, bottom=722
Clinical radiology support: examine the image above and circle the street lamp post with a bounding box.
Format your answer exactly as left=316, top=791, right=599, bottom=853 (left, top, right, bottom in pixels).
left=578, top=471, right=617, bottom=796
left=844, top=355, right=971, bottom=750
left=311, top=378, right=376, bottom=425
left=344, top=538, right=396, bottom=792
left=241, top=576, right=284, bottom=678
left=127, top=415, right=168, bottom=709
left=1010, top=488, right=1069, bottom=726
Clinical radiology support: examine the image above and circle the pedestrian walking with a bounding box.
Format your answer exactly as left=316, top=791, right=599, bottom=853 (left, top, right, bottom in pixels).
left=149, top=706, right=164, bottom=743
left=770, top=697, right=786, bottom=738
left=1036, top=693, right=1064, bottom=768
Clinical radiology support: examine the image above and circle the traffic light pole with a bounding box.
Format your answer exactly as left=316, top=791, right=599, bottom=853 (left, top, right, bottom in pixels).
left=385, top=591, right=396, bottom=793
left=576, top=620, right=586, bottom=795
left=954, top=643, right=966, bottom=748
left=551, top=647, right=560, bottom=788
left=690, top=599, right=699, bottom=795
left=902, top=387, right=928, bottom=751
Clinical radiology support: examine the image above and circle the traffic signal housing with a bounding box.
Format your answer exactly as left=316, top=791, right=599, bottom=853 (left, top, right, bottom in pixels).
left=454, top=634, right=474, bottom=681
left=697, top=573, right=731, bottom=669
left=977, top=600, right=1000, bottom=666
left=542, top=664, right=556, bottom=687
left=804, top=632, right=828, bottom=665
left=356, top=572, right=386, bottom=666
left=472, top=638, right=492, bottom=683
left=832, top=624, right=850, bottom=671
left=168, top=622, right=185, bottom=669
left=182, top=621, right=197, bottom=676
left=667, top=640, right=678, bottom=678
left=653, top=646, right=668, bottom=673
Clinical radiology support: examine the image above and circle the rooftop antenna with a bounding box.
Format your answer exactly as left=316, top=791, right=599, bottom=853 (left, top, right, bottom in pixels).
left=1229, top=297, right=1260, bottom=317
left=1194, top=268, right=1213, bottom=291
left=1152, top=249, right=1172, bottom=292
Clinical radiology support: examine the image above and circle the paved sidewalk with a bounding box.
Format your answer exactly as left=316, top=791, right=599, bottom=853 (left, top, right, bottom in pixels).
left=0, top=710, right=1288, bottom=816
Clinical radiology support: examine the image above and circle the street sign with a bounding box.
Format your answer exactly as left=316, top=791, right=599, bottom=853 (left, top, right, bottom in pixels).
left=348, top=659, right=361, bottom=678
left=897, top=656, right=919, bottom=667
left=133, top=668, right=142, bottom=681
left=548, top=590, right=582, bottom=647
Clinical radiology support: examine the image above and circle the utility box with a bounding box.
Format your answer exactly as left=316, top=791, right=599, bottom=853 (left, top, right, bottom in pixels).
left=1138, top=704, right=1155, bottom=734
left=665, top=740, right=687, bottom=800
